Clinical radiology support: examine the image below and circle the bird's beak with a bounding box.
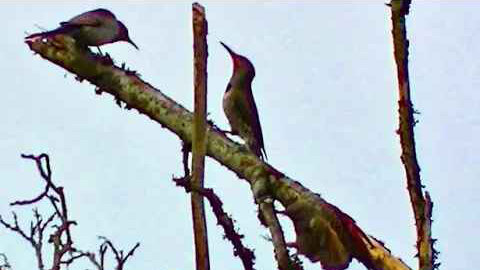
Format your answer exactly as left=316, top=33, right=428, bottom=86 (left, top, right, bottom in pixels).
left=127, top=37, right=139, bottom=50
left=220, top=41, right=235, bottom=58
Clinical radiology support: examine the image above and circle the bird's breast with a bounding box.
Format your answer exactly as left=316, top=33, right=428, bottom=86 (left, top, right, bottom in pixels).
left=223, top=88, right=234, bottom=110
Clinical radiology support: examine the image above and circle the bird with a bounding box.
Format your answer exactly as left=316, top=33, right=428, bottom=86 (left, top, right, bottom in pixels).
left=220, top=41, right=267, bottom=160
left=25, top=8, right=138, bottom=50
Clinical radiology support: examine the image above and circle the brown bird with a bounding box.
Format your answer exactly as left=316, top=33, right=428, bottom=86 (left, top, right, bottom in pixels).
left=221, top=42, right=267, bottom=160
left=25, top=8, right=138, bottom=49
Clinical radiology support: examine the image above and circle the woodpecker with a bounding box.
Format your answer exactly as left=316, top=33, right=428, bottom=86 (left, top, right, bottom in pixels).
left=25, top=8, right=138, bottom=49
left=221, top=42, right=267, bottom=160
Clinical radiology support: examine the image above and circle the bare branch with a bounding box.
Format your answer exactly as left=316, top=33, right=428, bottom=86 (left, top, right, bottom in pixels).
left=174, top=177, right=256, bottom=270
left=191, top=3, right=210, bottom=270
left=2, top=153, right=143, bottom=270
left=0, top=212, right=31, bottom=242
left=98, top=236, right=140, bottom=270
left=60, top=250, right=90, bottom=267
left=10, top=154, right=53, bottom=206
left=0, top=253, right=11, bottom=270
left=70, top=245, right=108, bottom=270
left=0, top=211, right=47, bottom=270
left=3, top=154, right=79, bottom=270
left=258, top=199, right=301, bottom=270
left=389, top=1, right=437, bottom=269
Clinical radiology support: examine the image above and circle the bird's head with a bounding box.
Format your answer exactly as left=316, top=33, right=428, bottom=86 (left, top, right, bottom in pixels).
left=220, top=42, right=255, bottom=79
left=117, top=21, right=139, bottom=50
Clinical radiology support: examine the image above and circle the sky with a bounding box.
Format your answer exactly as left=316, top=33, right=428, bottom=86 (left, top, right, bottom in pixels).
left=0, top=2, right=478, bottom=270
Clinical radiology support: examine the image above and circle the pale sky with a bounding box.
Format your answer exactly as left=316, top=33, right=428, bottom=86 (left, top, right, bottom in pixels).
left=0, top=2, right=478, bottom=270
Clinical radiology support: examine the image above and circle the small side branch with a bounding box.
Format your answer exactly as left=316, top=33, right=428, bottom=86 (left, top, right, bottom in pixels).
left=389, top=1, right=438, bottom=270
left=10, top=153, right=53, bottom=206
left=15, top=153, right=78, bottom=270
left=176, top=142, right=255, bottom=270
left=174, top=177, right=256, bottom=270
left=63, top=237, right=138, bottom=270
left=1, top=153, right=140, bottom=270
left=0, top=210, right=49, bottom=270
left=258, top=200, right=301, bottom=270
left=99, top=236, right=140, bottom=270
left=0, top=253, right=11, bottom=270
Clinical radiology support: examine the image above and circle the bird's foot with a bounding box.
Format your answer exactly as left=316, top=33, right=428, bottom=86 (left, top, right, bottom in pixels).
left=224, top=130, right=235, bottom=135
left=96, top=46, right=104, bottom=56
left=97, top=53, right=114, bottom=65
left=217, top=128, right=236, bottom=137
left=286, top=241, right=299, bottom=250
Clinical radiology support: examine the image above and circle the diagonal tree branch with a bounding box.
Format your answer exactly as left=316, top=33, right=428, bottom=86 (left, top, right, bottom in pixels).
left=25, top=32, right=411, bottom=270
left=389, top=1, right=438, bottom=270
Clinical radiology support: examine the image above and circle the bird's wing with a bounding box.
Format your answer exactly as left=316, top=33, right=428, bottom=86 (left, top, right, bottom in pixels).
left=238, top=87, right=267, bottom=160
left=60, top=9, right=115, bottom=27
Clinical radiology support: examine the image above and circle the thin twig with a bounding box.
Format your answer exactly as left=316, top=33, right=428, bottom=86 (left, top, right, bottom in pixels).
left=10, top=154, right=53, bottom=206
left=5, top=154, right=80, bottom=270
left=259, top=199, right=301, bottom=270
left=99, top=236, right=140, bottom=270
left=174, top=177, right=256, bottom=270
left=0, top=211, right=47, bottom=270
left=3, top=154, right=141, bottom=270
left=0, top=253, right=11, bottom=269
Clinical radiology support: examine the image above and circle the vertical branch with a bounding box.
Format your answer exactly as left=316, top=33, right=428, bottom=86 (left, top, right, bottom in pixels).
left=389, top=1, right=438, bottom=270
left=191, top=3, right=210, bottom=270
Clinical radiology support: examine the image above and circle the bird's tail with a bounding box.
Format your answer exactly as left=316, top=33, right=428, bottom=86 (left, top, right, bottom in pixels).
left=25, top=30, right=58, bottom=43
left=25, top=26, right=75, bottom=43
left=249, top=139, right=267, bottom=161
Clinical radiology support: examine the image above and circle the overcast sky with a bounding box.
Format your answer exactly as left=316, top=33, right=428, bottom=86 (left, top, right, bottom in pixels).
left=0, top=2, right=478, bottom=270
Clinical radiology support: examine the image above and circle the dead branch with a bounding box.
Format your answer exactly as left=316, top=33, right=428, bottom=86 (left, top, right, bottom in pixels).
left=0, top=253, right=11, bottom=270
left=1, top=153, right=140, bottom=270
left=0, top=210, right=48, bottom=270
left=258, top=199, right=301, bottom=270
left=191, top=3, right=210, bottom=270
left=98, top=236, right=140, bottom=270
left=389, top=1, right=438, bottom=269
left=178, top=137, right=256, bottom=270
left=174, top=176, right=256, bottom=270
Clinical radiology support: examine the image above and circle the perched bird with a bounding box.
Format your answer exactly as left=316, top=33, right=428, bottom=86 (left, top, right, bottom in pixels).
left=25, top=8, right=138, bottom=49
left=221, top=42, right=267, bottom=160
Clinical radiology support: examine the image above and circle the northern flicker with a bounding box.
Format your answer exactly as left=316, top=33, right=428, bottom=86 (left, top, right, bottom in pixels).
left=221, top=42, right=267, bottom=160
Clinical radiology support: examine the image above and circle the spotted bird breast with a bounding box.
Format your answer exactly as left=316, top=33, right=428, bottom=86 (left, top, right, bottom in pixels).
left=223, top=84, right=250, bottom=138
left=223, top=84, right=239, bottom=134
